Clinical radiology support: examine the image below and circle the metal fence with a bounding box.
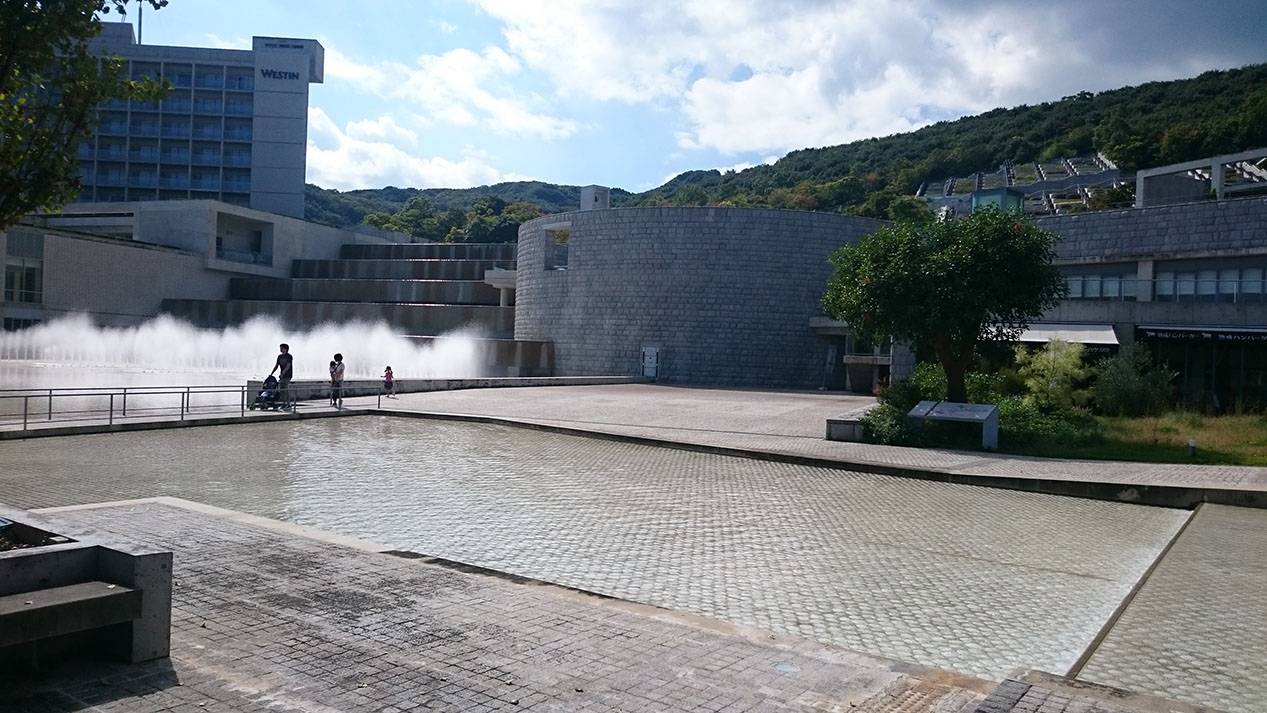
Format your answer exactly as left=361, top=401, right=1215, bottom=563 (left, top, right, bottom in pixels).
left=0, top=385, right=264, bottom=431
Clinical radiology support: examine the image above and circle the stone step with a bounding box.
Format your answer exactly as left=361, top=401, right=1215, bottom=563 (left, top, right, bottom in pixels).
left=161, top=299, right=514, bottom=338
left=340, top=243, right=517, bottom=261
left=290, top=258, right=515, bottom=280
left=229, top=278, right=507, bottom=306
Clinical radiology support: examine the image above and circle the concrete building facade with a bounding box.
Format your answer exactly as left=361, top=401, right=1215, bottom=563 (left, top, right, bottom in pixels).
left=1, top=200, right=404, bottom=328
left=1036, top=196, right=1267, bottom=408
left=515, top=207, right=887, bottom=389
left=515, top=196, right=1266, bottom=407
left=76, top=23, right=323, bottom=218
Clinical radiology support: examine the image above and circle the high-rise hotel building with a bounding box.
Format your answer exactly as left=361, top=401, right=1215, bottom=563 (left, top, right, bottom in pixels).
left=76, top=23, right=324, bottom=218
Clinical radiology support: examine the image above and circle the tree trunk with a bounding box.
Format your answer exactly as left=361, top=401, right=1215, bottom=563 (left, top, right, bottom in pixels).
left=934, top=341, right=976, bottom=403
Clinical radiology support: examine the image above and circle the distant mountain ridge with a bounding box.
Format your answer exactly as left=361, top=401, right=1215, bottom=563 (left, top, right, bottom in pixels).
left=306, top=63, right=1267, bottom=228
left=306, top=181, right=633, bottom=230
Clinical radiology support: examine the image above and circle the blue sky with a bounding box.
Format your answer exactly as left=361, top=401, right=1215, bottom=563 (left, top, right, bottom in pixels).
left=121, top=0, right=1267, bottom=194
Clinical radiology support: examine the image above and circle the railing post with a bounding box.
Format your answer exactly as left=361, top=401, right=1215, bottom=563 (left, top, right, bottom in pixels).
left=241, top=385, right=246, bottom=417
left=122, top=387, right=128, bottom=417
left=47, top=389, right=53, bottom=421
left=23, top=396, right=29, bottom=431
left=181, top=388, right=187, bottom=421
left=109, top=394, right=114, bottom=426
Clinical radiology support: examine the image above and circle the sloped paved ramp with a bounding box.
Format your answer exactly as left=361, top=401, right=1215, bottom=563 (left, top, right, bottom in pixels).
left=1077, top=504, right=1267, bottom=713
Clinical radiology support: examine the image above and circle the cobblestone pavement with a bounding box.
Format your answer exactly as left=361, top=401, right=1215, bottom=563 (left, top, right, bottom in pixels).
left=4, top=501, right=995, bottom=713
left=2, top=502, right=1222, bottom=713
left=1, top=419, right=1187, bottom=683
left=366, top=384, right=1267, bottom=490
left=2, top=383, right=1259, bottom=713
left=1076, top=504, right=1267, bottom=713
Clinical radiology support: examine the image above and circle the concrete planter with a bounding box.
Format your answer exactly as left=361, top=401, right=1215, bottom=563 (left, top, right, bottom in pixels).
left=0, top=504, right=172, bottom=665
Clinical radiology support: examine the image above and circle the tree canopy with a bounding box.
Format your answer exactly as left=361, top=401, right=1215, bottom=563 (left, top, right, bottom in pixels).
left=821, top=208, right=1067, bottom=403
left=361, top=194, right=544, bottom=243
left=0, top=0, right=169, bottom=231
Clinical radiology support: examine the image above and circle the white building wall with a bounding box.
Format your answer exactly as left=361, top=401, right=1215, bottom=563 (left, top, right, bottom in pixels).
left=77, top=24, right=323, bottom=219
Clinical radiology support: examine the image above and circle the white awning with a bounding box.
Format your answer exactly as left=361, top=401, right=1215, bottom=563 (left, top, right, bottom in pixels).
left=1020, top=323, right=1119, bottom=345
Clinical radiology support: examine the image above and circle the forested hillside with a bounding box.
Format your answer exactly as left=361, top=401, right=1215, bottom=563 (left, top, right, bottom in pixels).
left=306, top=63, right=1267, bottom=233
left=306, top=181, right=632, bottom=230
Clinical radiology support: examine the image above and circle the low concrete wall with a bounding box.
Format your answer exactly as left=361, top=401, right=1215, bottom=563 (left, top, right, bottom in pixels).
left=248, top=375, right=649, bottom=402
left=0, top=503, right=172, bottom=663
left=825, top=405, right=875, bottom=442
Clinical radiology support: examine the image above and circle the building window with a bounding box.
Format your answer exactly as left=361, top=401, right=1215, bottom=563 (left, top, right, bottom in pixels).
left=4, top=257, right=42, bottom=304
left=1064, top=272, right=1136, bottom=301
left=1156, top=266, right=1266, bottom=303
left=3, top=317, right=41, bottom=331
left=545, top=226, right=570, bottom=270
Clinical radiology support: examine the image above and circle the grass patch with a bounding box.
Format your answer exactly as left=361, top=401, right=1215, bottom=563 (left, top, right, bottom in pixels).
left=1003, top=412, right=1267, bottom=466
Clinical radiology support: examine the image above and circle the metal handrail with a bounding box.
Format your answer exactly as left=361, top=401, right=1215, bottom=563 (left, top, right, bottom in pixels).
left=0, top=385, right=262, bottom=431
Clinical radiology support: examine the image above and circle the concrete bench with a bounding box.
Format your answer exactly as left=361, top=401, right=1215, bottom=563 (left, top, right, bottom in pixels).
left=0, top=504, right=172, bottom=666
left=907, top=400, right=1000, bottom=450
left=0, top=580, right=143, bottom=656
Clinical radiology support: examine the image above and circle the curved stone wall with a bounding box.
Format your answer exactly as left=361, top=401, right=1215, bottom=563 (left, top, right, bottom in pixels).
left=516, top=207, right=886, bottom=387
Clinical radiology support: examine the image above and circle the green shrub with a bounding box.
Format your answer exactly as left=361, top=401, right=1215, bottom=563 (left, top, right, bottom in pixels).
left=876, top=362, right=945, bottom=411
left=998, top=396, right=1102, bottom=447
left=907, top=362, right=948, bottom=401
left=965, top=371, right=1005, bottom=404
left=860, top=403, right=924, bottom=446
left=1091, top=343, right=1176, bottom=416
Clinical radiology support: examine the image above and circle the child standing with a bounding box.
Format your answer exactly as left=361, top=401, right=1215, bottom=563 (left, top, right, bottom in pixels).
left=382, top=365, right=395, bottom=397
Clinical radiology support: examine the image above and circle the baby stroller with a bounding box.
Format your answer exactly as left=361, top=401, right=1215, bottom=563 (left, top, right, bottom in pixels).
left=249, top=375, right=282, bottom=410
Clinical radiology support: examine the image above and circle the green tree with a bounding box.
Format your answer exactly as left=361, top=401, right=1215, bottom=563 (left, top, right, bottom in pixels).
left=0, top=0, right=170, bottom=231
left=886, top=196, right=934, bottom=223
left=1014, top=340, right=1088, bottom=412
left=821, top=208, right=1067, bottom=403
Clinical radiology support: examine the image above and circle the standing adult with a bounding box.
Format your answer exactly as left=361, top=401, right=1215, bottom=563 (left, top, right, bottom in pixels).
left=328, top=360, right=338, bottom=406
left=331, top=353, right=345, bottom=408
left=269, top=343, right=294, bottom=410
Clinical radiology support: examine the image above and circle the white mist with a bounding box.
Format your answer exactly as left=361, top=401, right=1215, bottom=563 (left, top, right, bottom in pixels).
left=0, top=314, right=489, bottom=389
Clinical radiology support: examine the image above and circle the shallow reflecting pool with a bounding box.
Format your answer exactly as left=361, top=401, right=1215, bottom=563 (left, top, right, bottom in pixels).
left=0, top=416, right=1189, bottom=681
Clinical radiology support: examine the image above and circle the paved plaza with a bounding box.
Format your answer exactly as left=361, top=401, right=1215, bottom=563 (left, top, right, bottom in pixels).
left=2, top=383, right=1264, bottom=712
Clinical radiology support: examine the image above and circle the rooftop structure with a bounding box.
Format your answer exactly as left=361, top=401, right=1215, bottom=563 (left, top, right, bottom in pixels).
left=1135, top=147, right=1267, bottom=208
left=919, top=153, right=1124, bottom=216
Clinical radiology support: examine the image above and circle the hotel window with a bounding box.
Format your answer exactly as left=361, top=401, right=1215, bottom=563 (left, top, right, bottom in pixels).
left=4, top=257, right=43, bottom=304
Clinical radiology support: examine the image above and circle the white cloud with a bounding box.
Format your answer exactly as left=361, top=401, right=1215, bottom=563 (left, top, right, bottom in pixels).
left=469, top=0, right=1265, bottom=157
left=438, top=21, right=458, bottom=34
left=306, top=108, right=516, bottom=190
left=344, top=115, right=419, bottom=149
left=322, top=45, right=578, bottom=140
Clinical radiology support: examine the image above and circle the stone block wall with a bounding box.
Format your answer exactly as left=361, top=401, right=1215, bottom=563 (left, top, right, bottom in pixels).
left=1037, top=196, right=1267, bottom=263
left=516, top=207, right=885, bottom=388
